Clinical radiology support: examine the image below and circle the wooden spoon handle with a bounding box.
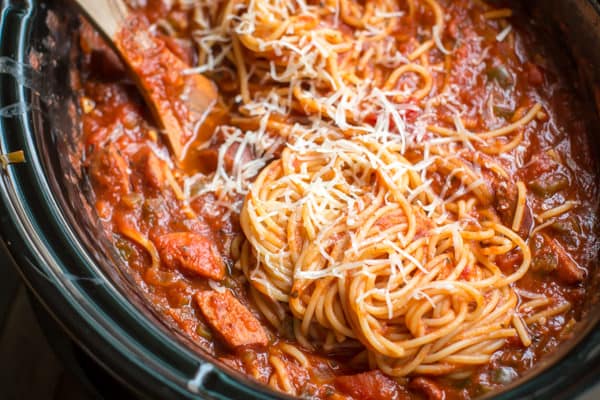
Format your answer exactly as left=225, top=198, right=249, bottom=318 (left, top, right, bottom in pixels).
left=72, top=0, right=128, bottom=38
left=71, top=0, right=219, bottom=166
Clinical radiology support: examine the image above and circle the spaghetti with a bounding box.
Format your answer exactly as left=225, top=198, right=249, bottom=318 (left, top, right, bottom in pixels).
left=240, top=134, right=533, bottom=376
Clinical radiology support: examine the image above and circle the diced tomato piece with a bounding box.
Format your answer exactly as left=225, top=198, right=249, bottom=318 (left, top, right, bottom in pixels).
left=364, top=112, right=377, bottom=125
left=404, top=108, right=419, bottom=123
left=496, top=250, right=524, bottom=274
left=156, top=232, right=226, bottom=280
left=334, top=371, right=409, bottom=400
left=195, top=290, right=269, bottom=349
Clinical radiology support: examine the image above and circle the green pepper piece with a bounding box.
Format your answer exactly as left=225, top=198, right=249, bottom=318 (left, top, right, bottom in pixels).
left=487, top=65, right=513, bottom=88
left=196, top=323, right=213, bottom=340
left=531, top=252, right=558, bottom=273
left=528, top=174, right=569, bottom=196
left=493, top=104, right=514, bottom=119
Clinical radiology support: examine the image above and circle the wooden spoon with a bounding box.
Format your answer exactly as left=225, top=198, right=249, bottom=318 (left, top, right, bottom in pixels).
left=74, top=0, right=219, bottom=163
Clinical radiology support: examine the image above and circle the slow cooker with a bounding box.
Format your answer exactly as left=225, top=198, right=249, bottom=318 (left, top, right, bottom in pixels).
left=1, top=0, right=600, bottom=399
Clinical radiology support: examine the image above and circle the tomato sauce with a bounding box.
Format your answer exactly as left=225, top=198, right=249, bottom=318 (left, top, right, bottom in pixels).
left=76, top=0, right=599, bottom=398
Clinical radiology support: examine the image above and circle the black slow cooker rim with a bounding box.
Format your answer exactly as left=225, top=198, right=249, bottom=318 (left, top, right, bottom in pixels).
left=1, top=1, right=600, bottom=399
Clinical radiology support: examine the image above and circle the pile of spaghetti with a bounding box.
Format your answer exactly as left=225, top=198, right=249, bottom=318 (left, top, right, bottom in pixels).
left=241, top=134, right=533, bottom=376
left=165, top=0, right=570, bottom=380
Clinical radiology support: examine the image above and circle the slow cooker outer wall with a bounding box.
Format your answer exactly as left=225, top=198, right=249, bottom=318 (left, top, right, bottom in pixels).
left=0, top=0, right=599, bottom=399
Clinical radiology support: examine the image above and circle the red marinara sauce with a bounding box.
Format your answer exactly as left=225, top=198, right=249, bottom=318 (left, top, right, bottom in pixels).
left=76, top=0, right=599, bottom=399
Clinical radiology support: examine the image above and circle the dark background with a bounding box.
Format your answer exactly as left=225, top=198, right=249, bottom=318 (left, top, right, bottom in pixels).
left=0, top=257, right=91, bottom=400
